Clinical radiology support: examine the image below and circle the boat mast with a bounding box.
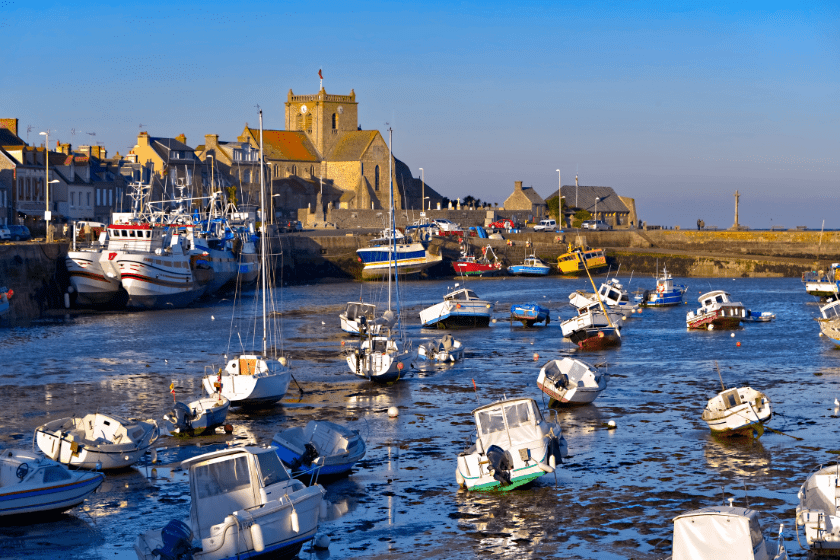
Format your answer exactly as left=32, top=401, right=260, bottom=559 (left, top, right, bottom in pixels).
left=258, top=109, right=267, bottom=356
left=388, top=127, right=393, bottom=313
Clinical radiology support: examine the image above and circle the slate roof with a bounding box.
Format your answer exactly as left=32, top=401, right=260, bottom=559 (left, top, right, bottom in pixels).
left=246, top=129, right=319, bottom=162
left=520, top=186, right=546, bottom=205
left=558, top=185, right=629, bottom=213
left=0, top=127, right=25, bottom=147
left=326, top=131, right=377, bottom=161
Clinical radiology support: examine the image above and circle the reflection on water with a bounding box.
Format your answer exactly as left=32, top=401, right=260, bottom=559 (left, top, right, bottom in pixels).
left=0, top=276, right=834, bottom=558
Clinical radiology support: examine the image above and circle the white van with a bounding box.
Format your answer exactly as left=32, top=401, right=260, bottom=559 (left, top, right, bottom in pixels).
left=533, top=219, right=557, bottom=232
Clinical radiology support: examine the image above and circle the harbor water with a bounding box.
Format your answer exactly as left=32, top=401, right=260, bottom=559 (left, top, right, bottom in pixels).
left=0, top=274, right=836, bottom=559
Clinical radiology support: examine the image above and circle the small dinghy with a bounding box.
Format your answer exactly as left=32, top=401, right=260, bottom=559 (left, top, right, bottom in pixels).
left=271, top=420, right=366, bottom=479
left=417, top=334, right=465, bottom=362
left=163, top=396, right=230, bottom=436
left=671, top=504, right=788, bottom=560
left=796, top=463, right=840, bottom=553
left=35, top=413, right=159, bottom=470
left=456, top=397, right=567, bottom=491
left=135, top=447, right=325, bottom=560
left=702, top=386, right=772, bottom=437
left=536, top=357, right=607, bottom=405
left=743, top=310, right=776, bottom=323
left=817, top=298, right=840, bottom=344
left=0, top=448, right=104, bottom=517
left=510, top=302, right=550, bottom=327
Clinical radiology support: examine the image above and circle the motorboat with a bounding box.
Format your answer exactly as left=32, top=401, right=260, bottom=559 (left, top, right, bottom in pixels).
left=802, top=263, right=840, bottom=299
left=701, top=386, right=772, bottom=437
left=356, top=232, right=442, bottom=279
left=556, top=244, right=607, bottom=276
left=339, top=301, right=380, bottom=335
left=687, top=291, right=746, bottom=330
left=671, top=504, right=788, bottom=560
left=508, top=253, right=551, bottom=276
left=456, top=397, right=567, bottom=491
left=135, top=446, right=325, bottom=560
left=202, top=110, right=292, bottom=406
left=34, top=413, right=160, bottom=470
left=163, top=395, right=230, bottom=436
left=634, top=266, right=686, bottom=306
left=417, top=334, right=465, bottom=362
left=816, top=298, right=840, bottom=345
left=560, top=302, right=622, bottom=350
left=743, top=310, right=776, bottom=323
left=271, top=420, right=366, bottom=478
left=452, top=244, right=503, bottom=277
left=66, top=223, right=124, bottom=307
left=569, top=278, right=639, bottom=317
left=0, top=448, right=104, bottom=517
left=796, top=463, right=840, bottom=553
left=536, top=357, right=607, bottom=405
left=510, top=302, right=550, bottom=327
left=420, top=287, right=493, bottom=328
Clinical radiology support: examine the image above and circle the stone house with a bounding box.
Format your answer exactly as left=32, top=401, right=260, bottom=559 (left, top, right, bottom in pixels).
left=128, top=132, right=209, bottom=203
left=557, top=184, right=635, bottom=227
left=503, top=181, right=547, bottom=221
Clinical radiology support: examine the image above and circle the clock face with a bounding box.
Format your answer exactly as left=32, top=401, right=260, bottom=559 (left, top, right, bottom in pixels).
left=300, top=105, right=308, bottom=114
left=337, top=106, right=344, bottom=114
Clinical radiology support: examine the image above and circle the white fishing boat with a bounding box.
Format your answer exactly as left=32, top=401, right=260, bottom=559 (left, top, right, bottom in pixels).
left=420, top=287, right=493, bottom=328
left=455, top=397, right=567, bottom=492
left=701, top=386, right=772, bottom=437
left=816, top=298, right=840, bottom=345
left=356, top=233, right=442, bottom=279
left=560, top=302, right=623, bottom=350
left=135, top=447, right=325, bottom=560
left=536, top=357, right=607, bottom=405
left=796, top=463, right=840, bottom=553
left=802, top=263, right=840, bottom=299
left=417, top=334, right=465, bottom=362
left=271, top=420, right=366, bottom=478
left=163, top=396, right=230, bottom=436
left=686, top=290, right=746, bottom=330
left=66, top=222, right=124, bottom=307
left=670, top=504, right=788, bottom=560
left=569, top=278, right=639, bottom=317
left=201, top=110, right=292, bottom=406
left=34, top=413, right=159, bottom=470
left=339, top=301, right=380, bottom=335
left=345, top=128, right=416, bottom=383
left=0, top=448, right=104, bottom=517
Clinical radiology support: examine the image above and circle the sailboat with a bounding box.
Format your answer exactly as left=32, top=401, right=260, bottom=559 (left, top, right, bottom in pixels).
left=201, top=109, right=291, bottom=406
left=345, top=128, right=416, bottom=382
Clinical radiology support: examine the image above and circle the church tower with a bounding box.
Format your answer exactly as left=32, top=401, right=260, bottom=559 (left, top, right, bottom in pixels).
left=285, top=88, right=358, bottom=156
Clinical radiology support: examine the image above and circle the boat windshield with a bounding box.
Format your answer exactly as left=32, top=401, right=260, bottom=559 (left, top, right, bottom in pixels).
left=446, top=290, right=479, bottom=301
left=477, top=407, right=506, bottom=435
left=504, top=401, right=533, bottom=429
left=43, top=465, right=72, bottom=482
left=255, top=451, right=291, bottom=487
left=194, top=455, right=251, bottom=499
left=748, top=514, right=764, bottom=550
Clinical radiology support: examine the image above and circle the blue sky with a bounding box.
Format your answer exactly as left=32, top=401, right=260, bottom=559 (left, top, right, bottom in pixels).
left=3, top=0, right=837, bottom=228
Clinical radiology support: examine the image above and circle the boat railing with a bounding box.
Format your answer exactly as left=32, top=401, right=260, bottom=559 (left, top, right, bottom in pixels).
left=293, top=456, right=324, bottom=486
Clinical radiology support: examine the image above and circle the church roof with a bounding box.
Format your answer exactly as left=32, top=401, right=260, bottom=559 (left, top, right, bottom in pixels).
left=326, top=131, right=377, bottom=161
left=559, top=185, right=629, bottom=213
left=246, top=129, right=319, bottom=162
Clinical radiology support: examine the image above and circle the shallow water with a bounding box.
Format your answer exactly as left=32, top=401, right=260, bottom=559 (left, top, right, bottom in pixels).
left=0, top=274, right=836, bottom=559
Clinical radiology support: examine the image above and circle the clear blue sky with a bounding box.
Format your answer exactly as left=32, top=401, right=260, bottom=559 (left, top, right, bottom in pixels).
left=3, top=0, right=837, bottom=228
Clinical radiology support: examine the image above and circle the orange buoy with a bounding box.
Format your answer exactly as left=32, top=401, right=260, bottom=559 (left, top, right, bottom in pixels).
left=736, top=341, right=741, bottom=347
left=341, top=340, right=345, bottom=346
left=533, top=353, right=539, bottom=361
left=397, top=362, right=404, bottom=370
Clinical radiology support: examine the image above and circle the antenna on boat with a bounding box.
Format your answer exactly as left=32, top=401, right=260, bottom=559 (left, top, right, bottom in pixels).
left=715, top=361, right=726, bottom=391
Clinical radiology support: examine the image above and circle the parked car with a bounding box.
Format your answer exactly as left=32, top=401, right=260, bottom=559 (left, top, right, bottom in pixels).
left=581, top=220, right=612, bottom=231
left=533, top=219, right=558, bottom=232
left=489, top=218, right=518, bottom=230
left=0, top=226, right=9, bottom=241
left=7, top=225, right=31, bottom=241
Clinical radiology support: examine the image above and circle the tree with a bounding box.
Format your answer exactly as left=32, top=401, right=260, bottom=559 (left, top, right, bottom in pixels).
left=226, top=185, right=239, bottom=206
left=572, top=209, right=591, bottom=228
left=546, top=196, right=567, bottom=223
left=462, top=195, right=482, bottom=208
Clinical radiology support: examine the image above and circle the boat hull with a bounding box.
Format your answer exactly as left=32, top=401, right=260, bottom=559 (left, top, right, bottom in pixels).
left=508, top=265, right=550, bottom=276
left=569, top=328, right=621, bottom=350
left=346, top=349, right=413, bottom=382
left=357, top=243, right=442, bottom=279
left=420, top=300, right=492, bottom=328
left=66, top=252, right=123, bottom=306
left=452, top=261, right=502, bottom=277
left=510, top=303, right=549, bottom=327
left=0, top=455, right=104, bottom=517
left=687, top=311, right=744, bottom=330
left=203, top=371, right=291, bottom=406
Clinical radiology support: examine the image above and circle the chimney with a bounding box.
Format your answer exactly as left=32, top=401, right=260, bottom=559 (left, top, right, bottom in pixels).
left=204, top=134, right=219, bottom=148
left=138, top=131, right=150, bottom=147
left=79, top=145, right=92, bottom=156
left=514, top=180, right=523, bottom=191
left=175, top=134, right=187, bottom=145
left=58, top=142, right=72, bottom=155
left=0, top=118, right=18, bottom=136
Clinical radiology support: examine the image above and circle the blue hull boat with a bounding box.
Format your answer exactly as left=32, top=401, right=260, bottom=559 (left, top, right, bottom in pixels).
left=635, top=267, right=687, bottom=307
left=271, top=420, right=366, bottom=479
left=508, top=254, right=551, bottom=277
left=510, top=303, right=550, bottom=327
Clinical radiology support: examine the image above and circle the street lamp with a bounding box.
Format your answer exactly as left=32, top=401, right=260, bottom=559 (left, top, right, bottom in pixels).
left=555, top=169, right=561, bottom=222
left=419, top=168, right=424, bottom=217
left=38, top=131, right=59, bottom=243
left=594, top=197, right=600, bottom=222
left=206, top=154, right=215, bottom=191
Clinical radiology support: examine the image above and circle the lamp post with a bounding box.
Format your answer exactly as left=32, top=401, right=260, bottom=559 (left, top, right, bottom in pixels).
left=206, top=154, right=215, bottom=191
left=594, top=197, right=600, bottom=222
left=419, top=168, right=424, bottom=217
left=555, top=168, right=561, bottom=222
left=38, top=131, right=57, bottom=242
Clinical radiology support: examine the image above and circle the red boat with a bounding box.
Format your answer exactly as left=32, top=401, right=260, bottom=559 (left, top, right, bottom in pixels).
left=452, top=244, right=503, bottom=277
left=686, top=290, right=746, bottom=330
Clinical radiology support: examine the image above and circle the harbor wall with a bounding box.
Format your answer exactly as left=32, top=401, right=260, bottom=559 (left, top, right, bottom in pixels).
left=0, top=242, right=69, bottom=323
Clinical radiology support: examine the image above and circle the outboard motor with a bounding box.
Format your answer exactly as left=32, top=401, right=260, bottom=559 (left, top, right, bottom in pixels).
left=167, top=402, right=194, bottom=432
left=152, top=519, right=195, bottom=560
left=641, top=289, right=650, bottom=304
left=292, top=442, right=320, bottom=469
left=485, top=445, right=513, bottom=486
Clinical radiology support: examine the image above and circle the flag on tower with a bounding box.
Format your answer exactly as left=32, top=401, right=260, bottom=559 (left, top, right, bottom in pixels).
left=318, top=69, right=323, bottom=79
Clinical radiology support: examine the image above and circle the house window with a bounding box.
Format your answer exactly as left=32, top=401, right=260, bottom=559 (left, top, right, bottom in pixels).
left=87, top=192, right=91, bottom=208
left=243, top=169, right=251, bottom=183
left=331, top=113, right=336, bottom=129
left=186, top=167, right=193, bottom=186
left=291, top=165, right=297, bottom=176
left=310, top=166, right=314, bottom=176
left=96, top=189, right=101, bottom=206
left=374, top=165, right=380, bottom=192
left=71, top=192, right=75, bottom=207
left=17, top=178, right=23, bottom=198
left=109, top=189, right=113, bottom=206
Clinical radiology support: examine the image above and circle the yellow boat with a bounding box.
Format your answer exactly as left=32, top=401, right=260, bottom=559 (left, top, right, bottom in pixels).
left=556, top=245, right=608, bottom=275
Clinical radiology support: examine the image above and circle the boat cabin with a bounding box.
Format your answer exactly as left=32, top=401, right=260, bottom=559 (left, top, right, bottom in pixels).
left=672, top=506, right=781, bottom=560
left=342, top=302, right=377, bottom=322
left=0, top=449, right=72, bottom=488
left=183, top=447, right=298, bottom=541
left=541, top=358, right=593, bottom=388
left=820, top=299, right=840, bottom=320
left=106, top=224, right=167, bottom=253
left=698, top=290, right=734, bottom=307
left=598, top=279, right=630, bottom=306
left=472, top=398, right=545, bottom=452
left=444, top=288, right=481, bottom=302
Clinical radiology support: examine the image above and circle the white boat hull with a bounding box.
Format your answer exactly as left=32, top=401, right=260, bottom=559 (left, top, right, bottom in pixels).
left=203, top=355, right=291, bottom=406
left=797, top=465, right=840, bottom=552
left=66, top=251, right=122, bottom=305
left=702, top=387, right=771, bottom=437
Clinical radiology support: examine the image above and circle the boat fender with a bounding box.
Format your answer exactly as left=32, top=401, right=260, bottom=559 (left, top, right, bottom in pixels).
left=548, top=435, right=564, bottom=466
left=539, top=461, right=555, bottom=473
left=151, top=519, right=195, bottom=560
left=485, top=445, right=513, bottom=486
left=290, top=507, right=300, bottom=533
left=456, top=468, right=465, bottom=487
left=250, top=522, right=265, bottom=552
